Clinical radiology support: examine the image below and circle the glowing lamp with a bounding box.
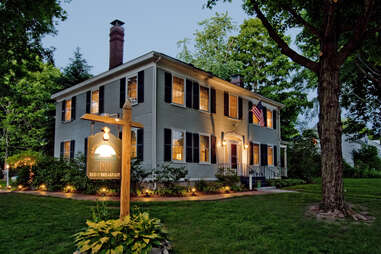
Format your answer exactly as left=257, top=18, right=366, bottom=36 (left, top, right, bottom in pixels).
left=39, top=184, right=47, bottom=191
left=99, top=187, right=108, bottom=196
left=5, top=164, right=9, bottom=170
left=145, top=189, right=150, bottom=197
left=191, top=187, right=196, bottom=196
left=222, top=141, right=227, bottom=146
left=244, top=144, right=249, bottom=149
left=17, top=185, right=23, bottom=190
left=225, top=186, right=230, bottom=193
left=7, top=185, right=11, bottom=190
left=103, top=127, right=110, bottom=141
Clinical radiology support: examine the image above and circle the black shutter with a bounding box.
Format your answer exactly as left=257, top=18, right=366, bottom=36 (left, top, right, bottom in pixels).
left=248, top=101, right=253, bottom=123
left=260, top=144, right=268, bottom=166
left=86, top=91, right=91, bottom=113
left=99, top=86, right=104, bottom=114
left=274, top=145, right=278, bottom=166
left=137, top=128, right=144, bottom=161
left=211, top=88, right=216, bottom=114
left=186, top=79, right=193, bottom=108
left=249, top=142, right=254, bottom=165
left=224, top=92, right=229, bottom=116
left=71, top=96, right=76, bottom=120
left=138, top=71, right=144, bottom=103
left=70, top=140, right=75, bottom=159
left=193, top=133, right=199, bottom=163
left=164, top=128, right=172, bottom=161
left=238, top=97, right=243, bottom=119
left=84, top=137, right=88, bottom=164
left=263, top=106, right=267, bottom=127
left=273, top=110, right=277, bottom=129
left=120, top=77, right=126, bottom=108
left=119, top=131, right=122, bottom=139
left=61, top=100, right=66, bottom=121
left=192, top=82, right=199, bottom=110
left=211, top=135, right=217, bottom=164
left=60, top=142, right=64, bottom=159
left=186, top=132, right=193, bottom=162
left=164, top=72, right=172, bottom=103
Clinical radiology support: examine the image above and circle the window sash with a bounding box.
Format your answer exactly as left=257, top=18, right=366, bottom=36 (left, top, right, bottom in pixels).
left=253, top=144, right=260, bottom=165
left=64, top=141, right=71, bottom=159
left=229, top=95, right=238, bottom=118
left=128, top=76, right=138, bottom=105
left=91, top=90, right=99, bottom=114
left=199, top=86, right=209, bottom=111
left=172, top=76, right=184, bottom=105
left=65, top=99, right=72, bottom=121
left=172, top=130, right=184, bottom=161
left=267, top=146, right=273, bottom=166
left=267, top=110, right=273, bottom=128
left=199, top=135, right=210, bottom=163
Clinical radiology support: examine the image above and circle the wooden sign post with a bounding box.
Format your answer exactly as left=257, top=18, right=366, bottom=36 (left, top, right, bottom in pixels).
left=81, top=100, right=143, bottom=218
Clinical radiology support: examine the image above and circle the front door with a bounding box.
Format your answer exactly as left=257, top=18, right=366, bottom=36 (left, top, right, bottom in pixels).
left=231, top=143, right=237, bottom=169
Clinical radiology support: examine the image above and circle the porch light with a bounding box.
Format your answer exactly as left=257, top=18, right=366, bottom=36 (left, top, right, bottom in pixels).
left=244, top=144, right=249, bottom=149
left=222, top=140, right=227, bottom=146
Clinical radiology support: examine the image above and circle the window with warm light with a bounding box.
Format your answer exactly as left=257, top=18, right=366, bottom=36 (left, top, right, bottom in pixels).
left=91, top=90, right=99, bottom=114
left=200, top=86, right=209, bottom=111
left=200, top=135, right=210, bottom=163
left=65, top=99, right=72, bottom=121
left=253, top=112, right=260, bottom=125
left=131, top=128, right=137, bottom=158
left=172, top=130, right=184, bottom=161
left=253, top=144, right=260, bottom=165
left=64, top=141, right=71, bottom=159
left=229, top=94, right=238, bottom=118
left=267, top=110, right=273, bottom=128
left=128, top=76, right=137, bottom=105
left=172, top=76, right=184, bottom=105
left=268, top=146, right=273, bottom=166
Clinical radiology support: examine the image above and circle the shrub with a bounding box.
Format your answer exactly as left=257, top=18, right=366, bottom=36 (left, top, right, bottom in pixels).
left=152, top=162, right=187, bottom=188
left=74, top=212, right=168, bottom=254
left=156, top=185, right=187, bottom=197
left=0, top=169, right=4, bottom=179
left=215, top=168, right=240, bottom=187
left=267, top=179, right=306, bottom=188
left=131, top=158, right=150, bottom=196
left=195, top=180, right=224, bottom=194
left=353, top=144, right=381, bottom=171
left=91, top=200, right=113, bottom=223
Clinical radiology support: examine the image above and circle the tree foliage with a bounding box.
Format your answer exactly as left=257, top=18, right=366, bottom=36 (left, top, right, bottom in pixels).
left=178, top=14, right=311, bottom=140
left=59, top=47, right=93, bottom=89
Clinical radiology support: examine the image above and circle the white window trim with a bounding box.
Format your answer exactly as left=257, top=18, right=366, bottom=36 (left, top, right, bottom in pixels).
left=171, top=74, right=186, bottom=108
left=252, top=142, right=260, bottom=166
left=199, top=132, right=211, bottom=164
left=126, top=74, right=138, bottom=106
left=228, top=93, right=239, bottom=119
left=171, top=128, right=186, bottom=163
left=267, top=144, right=274, bottom=166
left=199, top=85, right=210, bottom=113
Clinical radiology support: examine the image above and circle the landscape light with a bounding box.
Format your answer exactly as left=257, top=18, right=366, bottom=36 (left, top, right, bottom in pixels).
left=7, top=185, right=11, bottom=190
left=17, top=185, right=23, bottom=190
left=191, top=187, right=196, bottom=196
left=39, top=184, right=47, bottom=191
left=225, top=186, right=230, bottom=193
left=100, top=187, right=108, bottom=196
left=145, top=189, right=150, bottom=197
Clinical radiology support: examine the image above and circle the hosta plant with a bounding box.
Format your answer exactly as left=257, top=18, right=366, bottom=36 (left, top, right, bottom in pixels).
left=74, top=212, right=168, bottom=254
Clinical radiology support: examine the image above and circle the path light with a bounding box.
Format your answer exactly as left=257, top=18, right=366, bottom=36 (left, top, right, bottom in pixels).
left=99, top=187, right=108, bottom=196
left=65, top=185, right=74, bottom=193
left=225, top=186, right=230, bottom=193
left=17, top=185, right=23, bottom=191
left=39, top=184, right=47, bottom=191
left=145, top=189, right=150, bottom=197
left=191, top=187, right=196, bottom=196
left=7, top=185, right=11, bottom=190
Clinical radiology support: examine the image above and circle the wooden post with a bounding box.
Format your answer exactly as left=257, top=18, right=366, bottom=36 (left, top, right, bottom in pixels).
left=120, top=100, right=132, bottom=218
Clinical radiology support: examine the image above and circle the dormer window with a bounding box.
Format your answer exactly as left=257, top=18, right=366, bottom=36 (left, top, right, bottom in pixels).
left=91, top=90, right=99, bottom=114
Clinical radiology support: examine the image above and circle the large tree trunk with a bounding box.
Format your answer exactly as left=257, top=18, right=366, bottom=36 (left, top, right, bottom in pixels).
left=317, top=57, right=345, bottom=212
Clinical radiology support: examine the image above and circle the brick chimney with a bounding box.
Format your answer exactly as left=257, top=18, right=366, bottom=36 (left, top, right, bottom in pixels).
left=230, top=74, right=244, bottom=87
left=109, top=19, right=125, bottom=70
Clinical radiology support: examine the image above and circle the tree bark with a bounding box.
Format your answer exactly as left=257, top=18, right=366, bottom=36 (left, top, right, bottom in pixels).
left=317, top=56, right=345, bottom=212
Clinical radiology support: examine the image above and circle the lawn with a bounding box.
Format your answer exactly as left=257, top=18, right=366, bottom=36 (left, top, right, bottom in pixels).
left=1, top=179, right=381, bottom=254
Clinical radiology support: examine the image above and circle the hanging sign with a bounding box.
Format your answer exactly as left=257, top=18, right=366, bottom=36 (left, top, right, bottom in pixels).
left=87, top=130, right=121, bottom=179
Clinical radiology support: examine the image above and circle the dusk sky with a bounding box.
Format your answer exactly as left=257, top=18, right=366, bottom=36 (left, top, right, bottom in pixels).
left=43, top=0, right=250, bottom=75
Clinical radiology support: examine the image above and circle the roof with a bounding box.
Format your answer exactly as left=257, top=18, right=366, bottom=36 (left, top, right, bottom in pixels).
left=51, top=51, right=284, bottom=108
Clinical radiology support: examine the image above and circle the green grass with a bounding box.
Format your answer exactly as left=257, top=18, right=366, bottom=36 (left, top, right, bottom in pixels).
left=1, top=179, right=381, bottom=254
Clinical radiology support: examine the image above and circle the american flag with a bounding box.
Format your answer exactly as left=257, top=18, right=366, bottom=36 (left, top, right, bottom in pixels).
left=250, top=101, right=264, bottom=126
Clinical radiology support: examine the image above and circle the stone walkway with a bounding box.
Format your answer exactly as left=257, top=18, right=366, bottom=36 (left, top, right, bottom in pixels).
left=0, top=189, right=295, bottom=202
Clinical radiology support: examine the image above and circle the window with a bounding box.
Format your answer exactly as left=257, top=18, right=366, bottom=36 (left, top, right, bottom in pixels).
left=172, top=130, right=184, bottom=161
left=200, top=135, right=210, bottom=163
left=229, top=94, right=238, bottom=118
left=253, top=144, right=260, bottom=165
left=64, top=141, right=71, bottom=159
left=172, top=76, right=184, bottom=105
left=268, top=146, right=273, bottom=166
left=128, top=76, right=137, bottom=104
left=91, top=90, right=99, bottom=114
left=199, top=86, right=209, bottom=111
left=267, top=110, right=273, bottom=128
left=65, top=99, right=72, bottom=121
left=131, top=128, right=137, bottom=158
